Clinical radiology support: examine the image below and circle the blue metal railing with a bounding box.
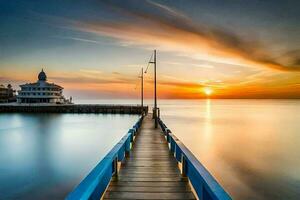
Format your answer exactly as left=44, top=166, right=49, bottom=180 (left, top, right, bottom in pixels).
left=158, top=118, right=232, bottom=200
left=66, top=116, right=143, bottom=200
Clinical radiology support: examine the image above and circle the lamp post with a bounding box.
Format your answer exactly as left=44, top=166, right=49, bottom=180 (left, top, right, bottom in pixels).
left=141, top=67, right=144, bottom=116
left=154, top=50, right=157, bottom=128
left=149, top=50, right=157, bottom=128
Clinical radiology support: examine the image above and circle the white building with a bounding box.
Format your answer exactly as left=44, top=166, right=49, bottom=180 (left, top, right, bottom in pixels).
left=17, top=69, right=70, bottom=104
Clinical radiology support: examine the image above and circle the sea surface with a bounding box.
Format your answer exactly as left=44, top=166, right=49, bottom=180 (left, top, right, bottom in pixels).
left=158, top=99, right=300, bottom=200
left=0, top=113, right=138, bottom=199
left=1, top=99, right=300, bottom=200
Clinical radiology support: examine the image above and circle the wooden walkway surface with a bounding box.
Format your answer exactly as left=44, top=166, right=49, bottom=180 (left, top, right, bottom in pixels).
left=104, top=115, right=196, bottom=200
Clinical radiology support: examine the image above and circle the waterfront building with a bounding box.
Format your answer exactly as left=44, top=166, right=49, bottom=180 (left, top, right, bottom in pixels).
left=17, top=69, right=70, bottom=104
left=0, top=84, right=16, bottom=103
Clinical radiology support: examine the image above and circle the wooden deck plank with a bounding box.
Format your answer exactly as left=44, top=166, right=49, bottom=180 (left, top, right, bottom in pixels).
left=111, top=177, right=188, bottom=182
left=117, top=174, right=182, bottom=178
left=109, top=182, right=190, bottom=187
left=104, top=115, right=196, bottom=199
left=119, top=166, right=179, bottom=170
left=107, top=186, right=191, bottom=192
left=104, top=192, right=196, bottom=199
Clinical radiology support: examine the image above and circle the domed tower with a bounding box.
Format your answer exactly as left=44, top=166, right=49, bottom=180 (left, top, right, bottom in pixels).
left=38, top=69, right=47, bottom=81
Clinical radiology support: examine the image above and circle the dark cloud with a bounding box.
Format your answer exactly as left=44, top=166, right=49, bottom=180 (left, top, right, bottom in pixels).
left=293, top=58, right=300, bottom=66
left=278, top=49, right=300, bottom=66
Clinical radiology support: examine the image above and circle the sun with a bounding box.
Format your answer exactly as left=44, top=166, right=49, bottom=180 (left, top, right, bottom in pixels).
left=203, top=87, right=213, bottom=96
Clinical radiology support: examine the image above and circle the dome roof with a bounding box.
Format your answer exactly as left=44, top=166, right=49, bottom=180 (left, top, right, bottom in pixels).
left=38, top=69, right=47, bottom=81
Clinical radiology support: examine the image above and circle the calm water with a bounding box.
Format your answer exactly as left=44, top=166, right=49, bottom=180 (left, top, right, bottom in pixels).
left=1, top=100, right=300, bottom=200
left=158, top=99, right=300, bottom=200
left=0, top=113, right=138, bottom=199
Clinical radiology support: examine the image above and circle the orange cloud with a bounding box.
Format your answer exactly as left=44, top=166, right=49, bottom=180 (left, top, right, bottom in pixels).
left=64, top=1, right=300, bottom=72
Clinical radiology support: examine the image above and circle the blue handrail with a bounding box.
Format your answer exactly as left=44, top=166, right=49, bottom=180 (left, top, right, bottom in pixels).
left=66, top=116, right=144, bottom=200
left=158, top=118, right=232, bottom=200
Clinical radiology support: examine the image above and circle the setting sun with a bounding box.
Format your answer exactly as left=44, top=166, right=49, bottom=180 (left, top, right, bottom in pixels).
left=203, top=87, right=213, bottom=96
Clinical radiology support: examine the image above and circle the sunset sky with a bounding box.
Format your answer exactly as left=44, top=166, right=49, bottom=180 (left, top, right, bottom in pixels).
left=0, top=0, right=299, bottom=99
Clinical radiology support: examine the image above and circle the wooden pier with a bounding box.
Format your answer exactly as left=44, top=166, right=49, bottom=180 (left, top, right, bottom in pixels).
left=66, top=114, right=231, bottom=200
left=104, top=114, right=196, bottom=199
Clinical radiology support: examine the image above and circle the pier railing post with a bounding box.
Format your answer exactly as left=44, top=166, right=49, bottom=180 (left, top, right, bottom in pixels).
left=152, top=108, right=155, bottom=119
left=113, top=157, right=118, bottom=176
left=125, top=136, right=131, bottom=157
left=182, top=155, right=187, bottom=177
